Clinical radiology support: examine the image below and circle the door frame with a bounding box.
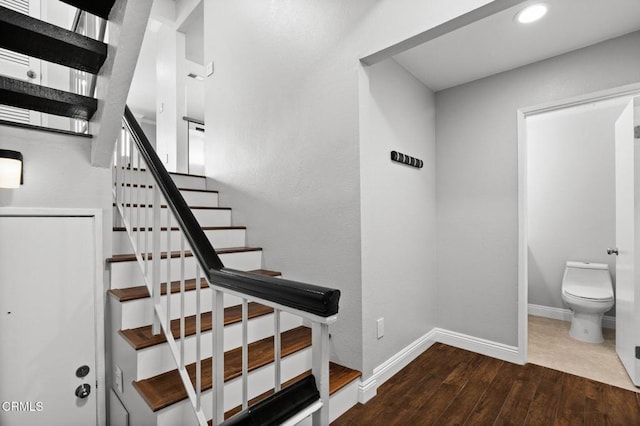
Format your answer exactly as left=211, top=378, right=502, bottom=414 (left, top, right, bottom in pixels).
left=0, top=207, right=105, bottom=426
left=516, top=82, right=640, bottom=364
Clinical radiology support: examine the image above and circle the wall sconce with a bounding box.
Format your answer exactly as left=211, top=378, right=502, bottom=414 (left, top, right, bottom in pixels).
left=0, top=149, right=23, bottom=188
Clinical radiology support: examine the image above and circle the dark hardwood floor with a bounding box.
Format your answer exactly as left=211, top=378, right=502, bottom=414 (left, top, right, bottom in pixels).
left=332, top=343, right=640, bottom=425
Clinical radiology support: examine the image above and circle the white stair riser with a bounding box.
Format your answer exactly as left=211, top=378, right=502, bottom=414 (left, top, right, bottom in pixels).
left=133, top=312, right=303, bottom=379
left=114, top=207, right=231, bottom=228
left=116, top=289, right=242, bottom=330
left=110, top=250, right=262, bottom=288
left=156, top=348, right=312, bottom=426
left=112, top=228, right=246, bottom=255
left=117, top=170, right=207, bottom=190
left=119, top=187, right=219, bottom=208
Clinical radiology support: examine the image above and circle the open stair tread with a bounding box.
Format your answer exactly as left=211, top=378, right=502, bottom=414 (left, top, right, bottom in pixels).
left=0, top=118, right=92, bottom=137
left=107, top=270, right=282, bottom=302
left=221, top=363, right=362, bottom=421
left=119, top=302, right=274, bottom=350
left=132, top=326, right=312, bottom=412
left=0, top=5, right=107, bottom=73
left=107, top=247, right=262, bottom=264
left=58, top=0, right=116, bottom=20
left=0, top=75, right=96, bottom=120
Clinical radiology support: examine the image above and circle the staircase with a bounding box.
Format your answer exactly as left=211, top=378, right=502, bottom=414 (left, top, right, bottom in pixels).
left=108, top=160, right=361, bottom=425
left=0, top=1, right=361, bottom=424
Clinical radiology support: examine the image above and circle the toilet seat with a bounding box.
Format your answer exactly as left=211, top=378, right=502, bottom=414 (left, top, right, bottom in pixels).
left=562, top=283, right=613, bottom=301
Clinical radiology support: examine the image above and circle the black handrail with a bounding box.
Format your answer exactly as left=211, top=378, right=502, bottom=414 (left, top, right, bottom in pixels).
left=123, top=106, right=340, bottom=317
left=221, top=375, right=320, bottom=426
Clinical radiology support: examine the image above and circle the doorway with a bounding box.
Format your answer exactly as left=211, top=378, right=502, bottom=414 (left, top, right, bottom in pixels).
left=0, top=209, right=105, bottom=425
left=518, top=84, right=640, bottom=391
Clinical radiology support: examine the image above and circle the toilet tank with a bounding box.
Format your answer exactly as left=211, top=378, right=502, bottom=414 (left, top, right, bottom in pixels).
left=563, top=261, right=613, bottom=300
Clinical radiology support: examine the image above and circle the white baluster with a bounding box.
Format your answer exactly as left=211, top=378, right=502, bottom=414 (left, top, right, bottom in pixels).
left=212, top=288, right=225, bottom=425
left=196, top=264, right=202, bottom=411
left=274, top=309, right=281, bottom=392
left=312, top=322, right=330, bottom=426
left=151, top=185, right=162, bottom=336
left=242, top=298, right=248, bottom=410
left=180, top=234, right=186, bottom=369
left=166, top=209, right=171, bottom=330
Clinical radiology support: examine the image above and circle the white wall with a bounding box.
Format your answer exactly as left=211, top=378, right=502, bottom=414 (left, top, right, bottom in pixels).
left=527, top=100, right=627, bottom=315
left=203, top=0, right=514, bottom=372
left=361, top=59, right=436, bottom=377
left=0, top=126, right=112, bottom=260
left=203, top=0, right=376, bottom=371
left=435, top=31, right=640, bottom=347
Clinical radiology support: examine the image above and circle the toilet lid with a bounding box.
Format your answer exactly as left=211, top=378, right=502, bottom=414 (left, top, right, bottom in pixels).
left=563, top=282, right=613, bottom=300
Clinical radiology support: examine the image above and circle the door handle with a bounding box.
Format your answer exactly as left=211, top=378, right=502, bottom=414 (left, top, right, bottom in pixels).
left=75, top=383, right=91, bottom=399
left=607, top=248, right=619, bottom=256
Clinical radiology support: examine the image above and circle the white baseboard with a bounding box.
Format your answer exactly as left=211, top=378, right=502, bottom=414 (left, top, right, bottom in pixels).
left=357, top=329, right=438, bottom=403
left=357, top=326, right=522, bottom=404
left=528, top=303, right=616, bottom=329
left=432, top=328, right=522, bottom=364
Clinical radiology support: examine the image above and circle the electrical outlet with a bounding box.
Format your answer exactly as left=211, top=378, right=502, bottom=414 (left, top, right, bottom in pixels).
left=377, top=318, right=384, bottom=339
left=114, top=365, right=123, bottom=394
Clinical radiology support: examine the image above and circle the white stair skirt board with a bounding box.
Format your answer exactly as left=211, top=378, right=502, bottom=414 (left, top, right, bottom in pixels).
left=109, top=249, right=263, bottom=289
left=152, top=349, right=312, bottom=426
left=114, top=206, right=231, bottom=228
left=119, top=170, right=207, bottom=190
left=122, top=312, right=303, bottom=380
left=528, top=303, right=616, bottom=329
left=112, top=288, right=243, bottom=330
left=112, top=228, right=246, bottom=255
left=120, top=186, right=219, bottom=208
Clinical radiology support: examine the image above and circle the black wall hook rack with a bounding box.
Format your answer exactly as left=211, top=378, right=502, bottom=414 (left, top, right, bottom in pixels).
left=390, top=151, right=423, bottom=169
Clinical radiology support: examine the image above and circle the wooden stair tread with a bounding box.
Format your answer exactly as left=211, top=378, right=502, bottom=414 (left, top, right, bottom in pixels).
left=132, top=326, right=312, bottom=412
left=119, top=302, right=274, bottom=350
left=106, top=247, right=262, bottom=264
left=0, top=75, right=97, bottom=120
left=112, top=226, right=246, bottom=232
left=108, top=278, right=208, bottom=302
left=249, top=269, right=282, bottom=277
left=114, top=203, right=230, bottom=210
left=222, top=363, right=361, bottom=420
left=0, top=6, right=108, bottom=73
left=121, top=183, right=219, bottom=194
left=107, top=270, right=281, bottom=302
left=58, top=0, right=116, bottom=20
left=120, top=167, right=207, bottom=179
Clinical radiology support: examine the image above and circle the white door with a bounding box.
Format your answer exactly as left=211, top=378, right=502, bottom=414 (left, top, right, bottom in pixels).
left=0, top=0, right=41, bottom=125
left=614, top=97, right=640, bottom=386
left=0, top=216, right=98, bottom=425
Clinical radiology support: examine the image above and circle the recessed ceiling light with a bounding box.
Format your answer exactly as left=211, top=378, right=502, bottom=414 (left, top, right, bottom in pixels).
left=516, top=3, right=548, bottom=24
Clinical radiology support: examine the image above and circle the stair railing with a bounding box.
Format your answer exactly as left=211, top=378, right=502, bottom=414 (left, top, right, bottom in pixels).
left=113, top=106, right=339, bottom=425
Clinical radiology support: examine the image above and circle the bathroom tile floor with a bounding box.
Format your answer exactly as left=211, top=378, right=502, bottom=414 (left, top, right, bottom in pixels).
left=528, top=315, right=639, bottom=393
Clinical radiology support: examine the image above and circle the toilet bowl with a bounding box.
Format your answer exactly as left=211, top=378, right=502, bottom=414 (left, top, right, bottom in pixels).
left=561, top=261, right=614, bottom=343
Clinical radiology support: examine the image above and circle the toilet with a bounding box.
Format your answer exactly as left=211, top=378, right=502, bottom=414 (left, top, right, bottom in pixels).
left=561, top=261, right=614, bottom=343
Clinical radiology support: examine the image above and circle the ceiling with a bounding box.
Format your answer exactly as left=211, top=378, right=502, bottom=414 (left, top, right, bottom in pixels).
left=394, top=0, right=640, bottom=92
